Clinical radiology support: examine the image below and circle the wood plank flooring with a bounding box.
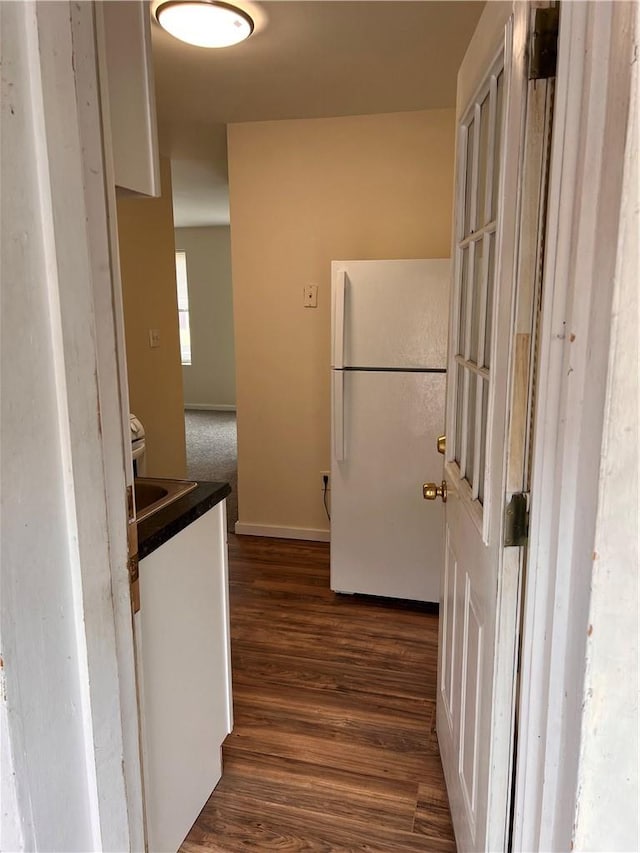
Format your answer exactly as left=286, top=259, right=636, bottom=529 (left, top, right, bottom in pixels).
left=180, top=535, right=455, bottom=852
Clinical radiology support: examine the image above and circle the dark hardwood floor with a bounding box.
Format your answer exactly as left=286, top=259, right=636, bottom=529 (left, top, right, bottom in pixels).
left=180, top=534, right=455, bottom=852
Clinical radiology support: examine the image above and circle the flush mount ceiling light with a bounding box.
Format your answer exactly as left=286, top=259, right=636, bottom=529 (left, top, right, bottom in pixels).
left=155, top=1, right=254, bottom=48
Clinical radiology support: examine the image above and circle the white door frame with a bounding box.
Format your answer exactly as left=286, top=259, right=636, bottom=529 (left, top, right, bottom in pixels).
left=1, top=2, right=143, bottom=849
left=513, top=2, right=637, bottom=849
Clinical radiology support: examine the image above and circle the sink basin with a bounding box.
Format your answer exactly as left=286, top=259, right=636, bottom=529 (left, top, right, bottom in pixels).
left=134, top=477, right=198, bottom=522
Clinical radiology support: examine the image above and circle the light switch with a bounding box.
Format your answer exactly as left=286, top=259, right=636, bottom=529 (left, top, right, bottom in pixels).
left=149, top=328, right=160, bottom=348
left=303, top=284, right=318, bottom=308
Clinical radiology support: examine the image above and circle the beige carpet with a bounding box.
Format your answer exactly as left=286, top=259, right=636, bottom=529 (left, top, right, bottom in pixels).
left=184, top=409, right=238, bottom=532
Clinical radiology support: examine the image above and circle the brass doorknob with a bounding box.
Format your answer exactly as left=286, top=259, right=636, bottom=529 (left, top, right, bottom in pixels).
left=437, top=434, right=446, bottom=454
left=423, top=480, right=448, bottom=503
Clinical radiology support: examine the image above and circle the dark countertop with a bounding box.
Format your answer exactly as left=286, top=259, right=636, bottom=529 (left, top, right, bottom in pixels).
left=137, top=480, right=231, bottom=560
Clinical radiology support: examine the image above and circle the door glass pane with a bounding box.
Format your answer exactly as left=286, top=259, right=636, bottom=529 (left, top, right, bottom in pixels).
left=455, top=363, right=465, bottom=465
left=476, top=92, right=491, bottom=227
left=491, top=71, right=505, bottom=219
left=478, top=378, right=489, bottom=504
left=469, top=238, right=484, bottom=364
left=464, top=119, right=475, bottom=237
left=465, top=371, right=477, bottom=486
left=178, top=310, right=192, bottom=365
left=484, top=233, right=496, bottom=368
left=458, top=248, right=469, bottom=355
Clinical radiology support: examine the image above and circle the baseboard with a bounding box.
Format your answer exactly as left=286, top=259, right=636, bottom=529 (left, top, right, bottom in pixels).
left=234, top=522, right=330, bottom=542
left=184, top=404, right=237, bottom=412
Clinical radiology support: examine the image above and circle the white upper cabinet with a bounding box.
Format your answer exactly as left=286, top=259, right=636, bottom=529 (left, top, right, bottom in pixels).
left=100, top=1, right=161, bottom=197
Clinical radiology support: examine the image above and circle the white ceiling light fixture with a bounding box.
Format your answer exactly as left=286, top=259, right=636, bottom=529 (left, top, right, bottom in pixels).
left=155, top=1, right=254, bottom=49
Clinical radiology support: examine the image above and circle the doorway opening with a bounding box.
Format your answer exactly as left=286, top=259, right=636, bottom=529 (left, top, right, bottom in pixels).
left=170, top=192, right=239, bottom=533
left=184, top=409, right=238, bottom=530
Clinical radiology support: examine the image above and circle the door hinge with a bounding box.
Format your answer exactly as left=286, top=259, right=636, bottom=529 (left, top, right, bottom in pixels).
left=504, top=493, right=529, bottom=547
left=128, top=552, right=139, bottom=584
left=127, top=484, right=136, bottom=522
left=529, top=6, right=559, bottom=80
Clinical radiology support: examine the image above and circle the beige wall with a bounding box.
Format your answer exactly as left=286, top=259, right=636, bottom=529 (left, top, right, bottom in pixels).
left=117, top=157, right=187, bottom=478
left=174, top=227, right=236, bottom=408
left=227, top=109, right=455, bottom=535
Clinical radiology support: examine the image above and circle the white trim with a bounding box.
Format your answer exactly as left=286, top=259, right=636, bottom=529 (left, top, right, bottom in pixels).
left=184, top=403, right=237, bottom=412
left=1, top=3, right=140, bottom=848
left=218, top=503, right=234, bottom=734
left=513, top=2, right=637, bottom=850
left=91, top=7, right=146, bottom=849
left=234, top=522, right=330, bottom=542
left=571, top=13, right=638, bottom=847
left=1, top=696, right=24, bottom=852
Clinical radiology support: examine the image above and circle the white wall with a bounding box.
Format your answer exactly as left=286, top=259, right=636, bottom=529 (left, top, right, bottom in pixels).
left=117, top=157, right=187, bottom=478
left=572, top=6, right=638, bottom=847
left=174, top=226, right=236, bottom=409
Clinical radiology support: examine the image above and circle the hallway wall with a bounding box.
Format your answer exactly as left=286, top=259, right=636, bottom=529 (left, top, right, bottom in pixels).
left=227, top=108, right=455, bottom=538
left=117, top=157, right=187, bottom=477
left=175, top=226, right=236, bottom=409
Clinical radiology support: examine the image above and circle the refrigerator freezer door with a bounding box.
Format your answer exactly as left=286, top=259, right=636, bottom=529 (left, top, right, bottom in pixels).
left=331, top=259, right=450, bottom=369
left=331, top=370, right=446, bottom=602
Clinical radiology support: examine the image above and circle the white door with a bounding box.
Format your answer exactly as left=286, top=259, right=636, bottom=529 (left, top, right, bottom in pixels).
left=432, top=3, right=546, bottom=851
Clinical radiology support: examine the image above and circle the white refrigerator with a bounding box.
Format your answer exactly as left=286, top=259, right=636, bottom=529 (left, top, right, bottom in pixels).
left=330, top=259, right=450, bottom=602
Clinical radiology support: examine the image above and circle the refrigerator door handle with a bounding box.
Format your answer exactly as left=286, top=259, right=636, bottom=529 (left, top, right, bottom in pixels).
left=332, top=269, right=347, bottom=369
left=332, top=370, right=345, bottom=462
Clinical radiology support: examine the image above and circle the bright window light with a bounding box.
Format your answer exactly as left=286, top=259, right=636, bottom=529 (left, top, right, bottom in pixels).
left=175, top=251, right=192, bottom=365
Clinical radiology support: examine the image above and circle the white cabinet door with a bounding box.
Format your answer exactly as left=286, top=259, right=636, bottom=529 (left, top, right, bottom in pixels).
left=136, top=503, right=232, bottom=852
left=99, top=1, right=160, bottom=197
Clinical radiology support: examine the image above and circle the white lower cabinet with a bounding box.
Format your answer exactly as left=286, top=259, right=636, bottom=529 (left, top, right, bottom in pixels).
left=134, top=502, right=233, bottom=852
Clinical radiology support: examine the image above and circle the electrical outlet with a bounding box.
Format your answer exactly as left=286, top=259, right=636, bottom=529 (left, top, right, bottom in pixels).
left=148, top=328, right=161, bottom=348
left=320, top=471, right=331, bottom=490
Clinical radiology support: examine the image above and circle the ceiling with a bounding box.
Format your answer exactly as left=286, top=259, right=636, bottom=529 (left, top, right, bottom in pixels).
left=151, top=1, right=484, bottom=227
